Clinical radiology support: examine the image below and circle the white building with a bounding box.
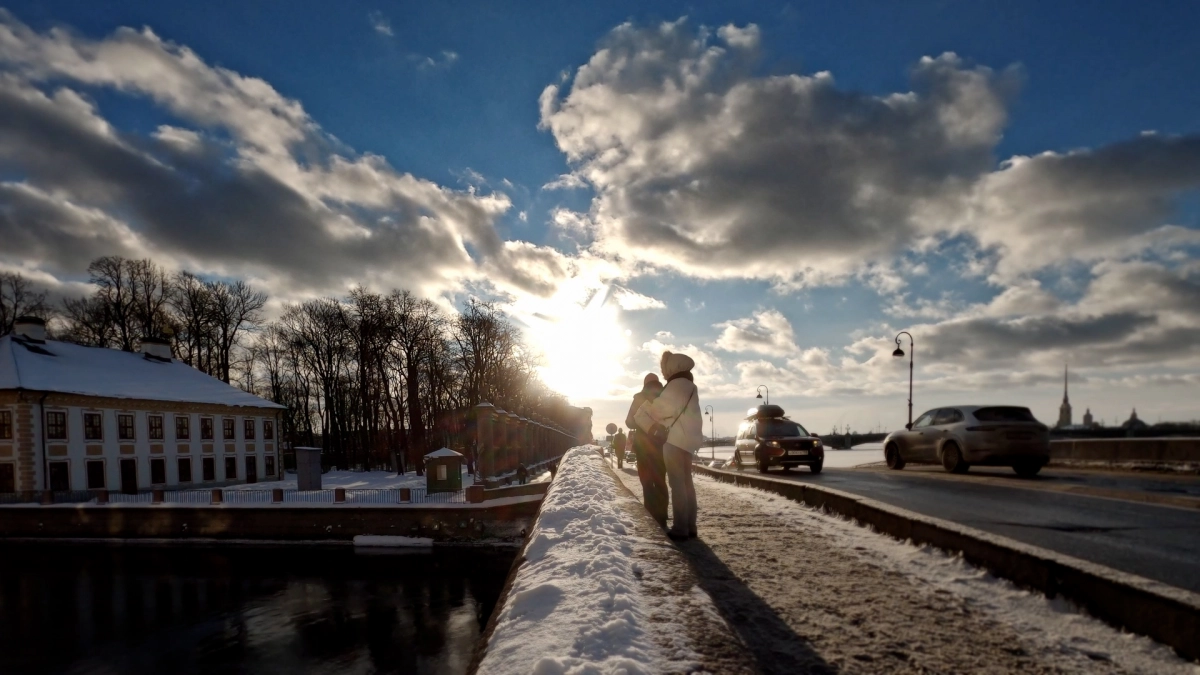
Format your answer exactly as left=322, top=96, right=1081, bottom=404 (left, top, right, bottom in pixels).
left=0, top=318, right=284, bottom=494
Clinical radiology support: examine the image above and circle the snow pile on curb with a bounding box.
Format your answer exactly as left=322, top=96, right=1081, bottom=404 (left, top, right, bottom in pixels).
left=476, top=446, right=698, bottom=675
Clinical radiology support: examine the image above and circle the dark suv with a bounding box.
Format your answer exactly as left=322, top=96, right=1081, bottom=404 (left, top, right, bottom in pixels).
left=733, top=405, right=825, bottom=473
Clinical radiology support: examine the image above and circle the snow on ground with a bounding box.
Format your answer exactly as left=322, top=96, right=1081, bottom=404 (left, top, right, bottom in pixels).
left=696, top=443, right=883, bottom=468
left=221, top=467, right=469, bottom=490
left=697, top=474, right=1197, bottom=674
left=478, top=446, right=711, bottom=675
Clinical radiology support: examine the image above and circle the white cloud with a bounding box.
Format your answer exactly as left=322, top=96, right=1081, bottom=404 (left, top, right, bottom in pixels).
left=954, top=139, right=1200, bottom=282
left=608, top=285, right=666, bottom=311
left=712, top=309, right=801, bottom=358
left=411, top=50, right=459, bottom=71
left=0, top=11, right=563, bottom=306
left=543, top=173, right=587, bottom=190
left=540, top=19, right=1018, bottom=287
left=716, top=23, right=760, bottom=50
left=539, top=18, right=1200, bottom=294
left=368, top=11, right=393, bottom=37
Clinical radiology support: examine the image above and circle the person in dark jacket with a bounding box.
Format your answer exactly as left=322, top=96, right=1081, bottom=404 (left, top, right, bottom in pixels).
left=612, top=428, right=627, bottom=469
left=627, top=373, right=669, bottom=528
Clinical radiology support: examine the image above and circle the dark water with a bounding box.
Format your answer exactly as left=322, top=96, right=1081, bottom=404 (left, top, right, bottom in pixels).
left=0, top=543, right=515, bottom=674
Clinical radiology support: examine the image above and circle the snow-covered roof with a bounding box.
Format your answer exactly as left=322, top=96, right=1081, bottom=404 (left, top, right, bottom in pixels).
left=0, top=334, right=284, bottom=409
left=425, top=447, right=464, bottom=459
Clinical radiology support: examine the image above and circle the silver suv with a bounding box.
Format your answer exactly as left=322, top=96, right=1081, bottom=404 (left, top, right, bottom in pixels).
left=883, top=406, right=1050, bottom=476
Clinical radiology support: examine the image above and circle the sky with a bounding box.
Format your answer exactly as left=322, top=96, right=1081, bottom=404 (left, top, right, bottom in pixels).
left=2, top=1, right=1199, bottom=437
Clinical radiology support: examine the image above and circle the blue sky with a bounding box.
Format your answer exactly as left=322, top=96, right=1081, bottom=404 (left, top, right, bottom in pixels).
left=2, top=1, right=1199, bottom=435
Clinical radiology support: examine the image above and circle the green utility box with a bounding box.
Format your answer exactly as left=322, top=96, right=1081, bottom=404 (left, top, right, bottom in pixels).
left=424, top=447, right=465, bottom=494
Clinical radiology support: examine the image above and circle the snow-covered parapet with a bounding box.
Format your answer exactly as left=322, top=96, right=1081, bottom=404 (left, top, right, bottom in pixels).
left=473, top=445, right=751, bottom=674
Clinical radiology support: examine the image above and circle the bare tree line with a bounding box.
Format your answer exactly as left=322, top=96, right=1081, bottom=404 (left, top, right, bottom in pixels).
left=4, top=258, right=585, bottom=474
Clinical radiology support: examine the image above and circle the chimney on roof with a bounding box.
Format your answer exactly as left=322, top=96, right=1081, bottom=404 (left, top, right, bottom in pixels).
left=139, top=337, right=173, bottom=362
left=13, top=316, right=47, bottom=342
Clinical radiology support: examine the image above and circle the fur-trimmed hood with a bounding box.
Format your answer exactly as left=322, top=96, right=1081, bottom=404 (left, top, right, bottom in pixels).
left=660, top=351, right=695, bottom=380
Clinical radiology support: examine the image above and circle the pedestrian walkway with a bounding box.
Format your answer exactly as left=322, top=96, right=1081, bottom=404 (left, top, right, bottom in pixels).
left=613, top=466, right=1194, bottom=674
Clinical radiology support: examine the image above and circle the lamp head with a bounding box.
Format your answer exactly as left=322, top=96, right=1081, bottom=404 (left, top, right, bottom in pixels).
left=755, top=392, right=763, bottom=399
left=892, top=347, right=905, bottom=358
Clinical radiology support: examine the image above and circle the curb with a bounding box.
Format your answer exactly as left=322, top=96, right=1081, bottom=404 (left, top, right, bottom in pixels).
left=695, top=465, right=1200, bottom=662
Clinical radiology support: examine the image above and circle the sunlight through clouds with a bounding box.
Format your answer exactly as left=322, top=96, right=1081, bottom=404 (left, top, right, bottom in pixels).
left=525, top=285, right=630, bottom=401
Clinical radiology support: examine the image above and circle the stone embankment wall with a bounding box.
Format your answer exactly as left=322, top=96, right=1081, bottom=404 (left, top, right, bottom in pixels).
left=0, top=499, right=542, bottom=543
left=1050, top=437, right=1200, bottom=468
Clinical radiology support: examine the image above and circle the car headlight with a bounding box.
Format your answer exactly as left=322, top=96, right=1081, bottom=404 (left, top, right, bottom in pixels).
left=766, top=440, right=781, bottom=448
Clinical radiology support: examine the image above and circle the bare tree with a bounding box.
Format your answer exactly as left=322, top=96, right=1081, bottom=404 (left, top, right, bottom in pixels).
left=209, top=280, right=267, bottom=383
left=0, top=272, right=50, bottom=335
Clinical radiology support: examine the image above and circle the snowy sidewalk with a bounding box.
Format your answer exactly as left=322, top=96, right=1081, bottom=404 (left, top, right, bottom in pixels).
left=473, top=446, right=754, bottom=674
left=614, top=468, right=1195, bottom=674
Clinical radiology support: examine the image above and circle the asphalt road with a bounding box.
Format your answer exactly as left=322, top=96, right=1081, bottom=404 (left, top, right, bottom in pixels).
left=720, top=464, right=1200, bottom=594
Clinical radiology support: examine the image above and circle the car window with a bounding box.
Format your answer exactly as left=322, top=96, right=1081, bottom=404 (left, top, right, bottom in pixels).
left=973, top=407, right=1037, bottom=422
left=758, top=419, right=809, bottom=437
left=912, top=411, right=936, bottom=428
left=933, top=408, right=962, bottom=425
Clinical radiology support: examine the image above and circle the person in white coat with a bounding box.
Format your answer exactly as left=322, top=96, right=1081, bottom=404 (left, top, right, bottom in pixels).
left=634, top=351, right=703, bottom=540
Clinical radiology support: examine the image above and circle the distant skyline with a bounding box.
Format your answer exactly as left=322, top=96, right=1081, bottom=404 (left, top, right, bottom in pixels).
left=1, top=2, right=1199, bottom=436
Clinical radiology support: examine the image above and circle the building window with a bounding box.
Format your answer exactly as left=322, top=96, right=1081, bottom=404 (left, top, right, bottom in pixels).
left=223, top=418, right=234, bottom=440
left=0, top=464, right=14, bottom=492
left=178, top=458, right=193, bottom=483
left=118, top=414, right=135, bottom=440
left=150, top=458, right=166, bottom=484
left=265, top=456, right=275, bottom=477
left=46, top=411, right=67, bottom=440
left=202, top=457, right=215, bottom=481
left=224, top=457, right=237, bottom=481
left=437, top=464, right=447, bottom=481
left=48, top=461, right=70, bottom=491
left=0, top=410, right=12, bottom=440
left=149, top=415, right=164, bottom=440
left=201, top=417, right=214, bottom=440
left=264, top=420, right=274, bottom=440
left=245, top=456, right=257, bottom=483
left=86, top=460, right=106, bottom=489
left=84, top=412, right=103, bottom=441
left=244, top=419, right=256, bottom=440
left=175, top=415, right=190, bottom=440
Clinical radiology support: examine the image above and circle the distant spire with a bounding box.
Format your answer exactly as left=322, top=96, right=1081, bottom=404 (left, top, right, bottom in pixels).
left=1056, top=363, right=1073, bottom=428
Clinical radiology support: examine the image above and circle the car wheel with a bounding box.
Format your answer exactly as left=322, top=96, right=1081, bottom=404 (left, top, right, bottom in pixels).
left=941, top=443, right=969, bottom=474
left=810, top=461, right=823, bottom=474
left=885, top=443, right=906, bottom=470
left=1013, top=461, right=1043, bottom=478
left=757, top=458, right=769, bottom=473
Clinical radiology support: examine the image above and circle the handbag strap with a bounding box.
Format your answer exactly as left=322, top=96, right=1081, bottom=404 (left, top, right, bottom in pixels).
left=664, top=383, right=697, bottom=434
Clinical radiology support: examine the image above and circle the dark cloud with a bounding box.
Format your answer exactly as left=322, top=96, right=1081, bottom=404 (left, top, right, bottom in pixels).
left=541, top=19, right=1019, bottom=284
left=0, top=12, right=572, bottom=304
left=543, top=19, right=1200, bottom=290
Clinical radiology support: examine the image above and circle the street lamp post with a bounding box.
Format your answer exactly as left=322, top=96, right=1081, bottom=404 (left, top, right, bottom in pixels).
left=704, top=405, right=715, bottom=459
left=755, top=385, right=769, bottom=405
left=892, top=331, right=914, bottom=427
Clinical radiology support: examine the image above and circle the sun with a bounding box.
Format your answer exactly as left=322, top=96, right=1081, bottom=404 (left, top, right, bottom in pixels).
left=527, top=286, right=629, bottom=402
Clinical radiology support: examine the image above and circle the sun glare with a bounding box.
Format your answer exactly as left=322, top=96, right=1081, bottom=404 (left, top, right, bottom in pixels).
left=528, top=286, right=629, bottom=402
